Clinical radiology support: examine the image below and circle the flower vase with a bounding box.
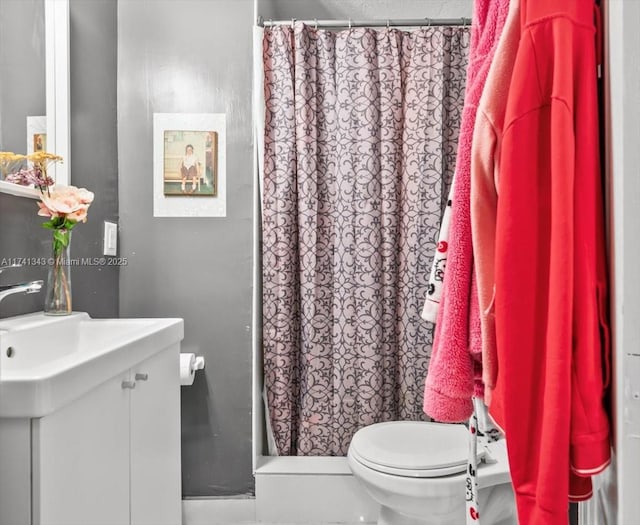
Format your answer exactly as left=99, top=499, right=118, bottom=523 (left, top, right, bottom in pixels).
left=44, top=230, right=72, bottom=315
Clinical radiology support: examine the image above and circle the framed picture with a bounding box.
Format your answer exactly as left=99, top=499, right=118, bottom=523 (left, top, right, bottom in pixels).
left=162, top=130, right=218, bottom=197
left=27, top=116, right=47, bottom=156
left=153, top=113, right=226, bottom=217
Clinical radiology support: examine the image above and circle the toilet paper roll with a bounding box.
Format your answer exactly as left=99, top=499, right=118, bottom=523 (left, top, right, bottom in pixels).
left=180, top=353, right=197, bottom=386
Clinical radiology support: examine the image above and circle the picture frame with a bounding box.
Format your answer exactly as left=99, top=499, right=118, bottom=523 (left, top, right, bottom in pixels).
left=162, top=130, right=218, bottom=197
left=153, top=113, right=226, bottom=217
left=27, top=116, right=47, bottom=158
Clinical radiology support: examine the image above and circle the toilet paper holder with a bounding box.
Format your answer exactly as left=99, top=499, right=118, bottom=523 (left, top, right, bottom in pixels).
left=180, top=353, right=205, bottom=386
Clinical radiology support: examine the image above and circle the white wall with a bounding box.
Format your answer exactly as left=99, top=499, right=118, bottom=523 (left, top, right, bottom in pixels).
left=606, top=0, right=640, bottom=523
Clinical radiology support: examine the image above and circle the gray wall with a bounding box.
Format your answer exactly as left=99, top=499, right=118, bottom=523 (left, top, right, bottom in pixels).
left=68, top=0, right=119, bottom=317
left=0, top=0, right=118, bottom=320
left=260, top=0, right=471, bottom=21
left=0, top=195, right=51, bottom=318
left=0, top=0, right=48, bottom=318
left=117, top=0, right=255, bottom=498
left=117, top=0, right=471, bottom=497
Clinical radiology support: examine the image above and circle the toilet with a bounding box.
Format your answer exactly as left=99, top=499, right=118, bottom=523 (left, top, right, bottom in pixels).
left=347, top=421, right=518, bottom=525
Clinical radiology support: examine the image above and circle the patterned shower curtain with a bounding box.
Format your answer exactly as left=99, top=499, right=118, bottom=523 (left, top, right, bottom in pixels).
left=262, top=23, right=469, bottom=456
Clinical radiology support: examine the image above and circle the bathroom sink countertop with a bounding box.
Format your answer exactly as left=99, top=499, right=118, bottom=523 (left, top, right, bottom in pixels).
left=0, top=312, right=184, bottom=418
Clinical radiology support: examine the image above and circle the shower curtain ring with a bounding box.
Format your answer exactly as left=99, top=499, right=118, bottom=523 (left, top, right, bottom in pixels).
left=386, top=19, right=390, bottom=28
left=314, top=18, right=318, bottom=29
left=291, top=18, right=295, bottom=28
left=461, top=17, right=467, bottom=27
left=348, top=19, right=352, bottom=29
left=427, top=17, right=432, bottom=27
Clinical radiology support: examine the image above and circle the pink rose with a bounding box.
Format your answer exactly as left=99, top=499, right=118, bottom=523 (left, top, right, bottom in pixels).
left=39, top=185, right=94, bottom=223
left=67, top=204, right=89, bottom=223
left=76, top=188, right=94, bottom=204
left=37, top=201, right=57, bottom=218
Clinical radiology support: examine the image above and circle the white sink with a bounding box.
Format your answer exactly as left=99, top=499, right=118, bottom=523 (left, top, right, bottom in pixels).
left=0, top=312, right=184, bottom=417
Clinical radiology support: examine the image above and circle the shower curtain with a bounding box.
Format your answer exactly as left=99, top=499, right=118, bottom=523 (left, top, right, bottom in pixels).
left=262, top=23, right=469, bottom=456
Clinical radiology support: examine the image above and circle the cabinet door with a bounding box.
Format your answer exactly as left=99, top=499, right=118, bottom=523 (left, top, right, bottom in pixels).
left=0, top=419, right=31, bottom=525
left=33, top=371, right=131, bottom=525
left=130, top=344, right=181, bottom=525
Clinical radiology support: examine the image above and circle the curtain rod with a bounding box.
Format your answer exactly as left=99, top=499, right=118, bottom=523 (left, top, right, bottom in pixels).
left=257, top=16, right=471, bottom=29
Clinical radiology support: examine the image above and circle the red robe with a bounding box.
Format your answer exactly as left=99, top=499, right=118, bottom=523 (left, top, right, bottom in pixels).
left=490, top=1, right=611, bottom=522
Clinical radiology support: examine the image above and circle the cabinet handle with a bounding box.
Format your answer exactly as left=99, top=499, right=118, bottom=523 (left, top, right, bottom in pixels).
left=121, top=380, right=136, bottom=389
left=135, top=373, right=149, bottom=381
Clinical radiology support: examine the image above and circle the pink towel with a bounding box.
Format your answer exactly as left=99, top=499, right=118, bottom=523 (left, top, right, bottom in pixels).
left=471, top=0, right=521, bottom=406
left=423, top=0, right=510, bottom=423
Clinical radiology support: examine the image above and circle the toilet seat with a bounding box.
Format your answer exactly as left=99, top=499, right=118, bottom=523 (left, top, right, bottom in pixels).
left=349, top=421, right=484, bottom=478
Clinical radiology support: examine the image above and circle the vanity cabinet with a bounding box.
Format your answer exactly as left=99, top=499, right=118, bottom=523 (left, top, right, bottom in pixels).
left=1, top=344, right=181, bottom=525
left=130, top=346, right=182, bottom=525
left=34, top=369, right=131, bottom=525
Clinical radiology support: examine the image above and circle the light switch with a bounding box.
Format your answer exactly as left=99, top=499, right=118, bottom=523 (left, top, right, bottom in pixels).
left=103, top=221, right=118, bottom=256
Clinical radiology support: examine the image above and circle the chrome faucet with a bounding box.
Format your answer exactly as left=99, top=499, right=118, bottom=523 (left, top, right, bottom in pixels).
left=0, top=264, right=43, bottom=303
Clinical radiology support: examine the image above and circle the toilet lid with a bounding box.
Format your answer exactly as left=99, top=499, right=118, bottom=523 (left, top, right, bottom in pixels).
left=350, top=421, right=477, bottom=477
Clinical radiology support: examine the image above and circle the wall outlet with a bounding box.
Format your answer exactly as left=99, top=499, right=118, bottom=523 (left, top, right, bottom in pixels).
left=103, top=221, right=118, bottom=256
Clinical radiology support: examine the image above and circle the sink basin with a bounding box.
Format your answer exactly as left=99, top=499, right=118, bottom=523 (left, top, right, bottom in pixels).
left=0, top=312, right=184, bottom=417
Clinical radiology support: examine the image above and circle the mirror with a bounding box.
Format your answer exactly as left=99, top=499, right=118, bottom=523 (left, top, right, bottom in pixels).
left=0, top=0, right=69, bottom=199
